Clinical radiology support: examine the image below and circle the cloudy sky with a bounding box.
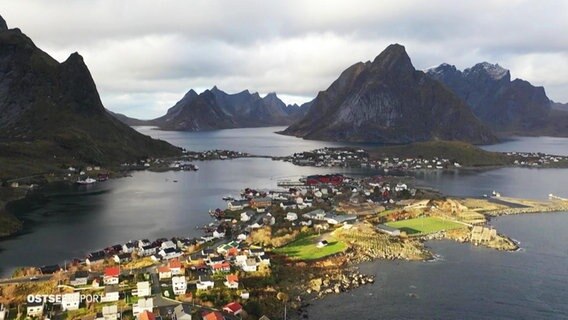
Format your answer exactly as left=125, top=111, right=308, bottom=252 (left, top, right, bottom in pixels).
left=3, top=0, right=568, bottom=119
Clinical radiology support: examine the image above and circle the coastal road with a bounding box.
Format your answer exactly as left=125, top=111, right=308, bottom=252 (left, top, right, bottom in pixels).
left=0, top=274, right=52, bottom=285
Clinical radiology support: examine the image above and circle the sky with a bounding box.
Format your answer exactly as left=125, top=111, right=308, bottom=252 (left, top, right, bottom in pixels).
left=3, top=0, right=568, bottom=119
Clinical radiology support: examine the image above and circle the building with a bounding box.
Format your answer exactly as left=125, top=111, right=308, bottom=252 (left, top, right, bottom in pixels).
left=26, top=301, right=44, bottom=318
left=158, top=266, right=172, bottom=280
left=104, top=266, right=120, bottom=285
left=70, top=270, right=89, bottom=286
left=286, top=212, right=298, bottom=221
left=228, top=200, right=249, bottom=211
left=196, top=276, right=214, bottom=290
left=0, top=304, right=6, bottom=320
left=138, top=310, right=156, bottom=320
left=250, top=197, right=272, bottom=209
left=224, top=274, right=239, bottom=289
left=173, top=304, right=192, bottom=320
left=61, top=292, right=81, bottom=311
left=102, top=305, right=118, bottom=320
left=135, top=281, right=152, bottom=297
left=133, top=298, right=154, bottom=316
left=172, top=276, right=187, bottom=295
left=101, top=285, right=120, bottom=303
left=202, top=311, right=224, bottom=320
left=211, top=262, right=231, bottom=273
left=223, top=302, right=243, bottom=316
left=375, top=224, right=401, bottom=236
left=169, top=259, right=183, bottom=275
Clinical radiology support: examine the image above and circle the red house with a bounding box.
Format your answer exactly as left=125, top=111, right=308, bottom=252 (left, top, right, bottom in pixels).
left=223, top=302, right=243, bottom=315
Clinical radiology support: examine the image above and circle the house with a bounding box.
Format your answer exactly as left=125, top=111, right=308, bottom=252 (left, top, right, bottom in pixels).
left=133, top=298, right=154, bottom=316
left=172, top=276, right=187, bottom=295
left=325, top=213, right=357, bottom=225
left=102, top=305, right=118, bottom=320
left=240, top=291, right=250, bottom=299
left=376, top=224, right=401, bottom=236
left=173, top=304, right=192, bottom=320
left=250, top=197, right=272, bottom=209
left=169, top=259, right=183, bottom=275
left=302, top=209, right=326, bottom=221
left=202, top=311, right=224, bottom=320
left=104, top=266, right=120, bottom=285
left=70, top=270, right=89, bottom=286
left=135, top=281, right=152, bottom=297
left=158, top=266, right=172, bottom=280
left=242, top=258, right=259, bottom=272
left=196, top=276, right=215, bottom=290
left=280, top=201, right=297, bottom=210
left=113, top=253, right=132, bottom=264
left=139, top=245, right=158, bottom=257
left=207, top=256, right=225, bottom=266
left=101, top=285, right=120, bottom=302
left=234, top=255, right=248, bottom=266
left=216, top=241, right=239, bottom=255
left=61, top=292, right=81, bottom=311
left=228, top=200, right=249, bottom=211
left=223, top=302, right=243, bottom=316
left=159, top=247, right=182, bottom=259
left=258, top=254, right=271, bottom=265
left=26, top=301, right=44, bottom=318
left=122, top=242, right=137, bottom=253
left=211, top=262, right=231, bottom=273
left=201, top=248, right=215, bottom=257
left=138, top=310, right=156, bottom=320
left=240, top=211, right=254, bottom=222
left=161, top=240, right=177, bottom=250
left=86, top=251, right=106, bottom=265
left=248, top=248, right=265, bottom=257
left=213, top=229, right=225, bottom=239
left=286, top=212, right=298, bottom=221
left=0, top=304, right=6, bottom=320
left=138, top=239, right=151, bottom=248
left=224, top=274, right=239, bottom=289
left=261, top=213, right=276, bottom=226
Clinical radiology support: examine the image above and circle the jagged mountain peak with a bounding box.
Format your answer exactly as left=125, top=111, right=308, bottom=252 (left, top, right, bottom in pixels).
left=0, top=15, right=7, bottom=30
left=465, top=62, right=510, bottom=80
left=370, top=43, right=414, bottom=74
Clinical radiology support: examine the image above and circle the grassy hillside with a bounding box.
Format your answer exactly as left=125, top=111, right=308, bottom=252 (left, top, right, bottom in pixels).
left=368, top=140, right=510, bottom=167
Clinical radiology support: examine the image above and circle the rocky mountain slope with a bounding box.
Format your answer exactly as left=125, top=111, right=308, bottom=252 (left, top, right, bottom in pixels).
left=426, top=62, right=553, bottom=134
left=0, top=15, right=181, bottom=177
left=282, top=44, right=496, bottom=144
left=112, top=87, right=308, bottom=130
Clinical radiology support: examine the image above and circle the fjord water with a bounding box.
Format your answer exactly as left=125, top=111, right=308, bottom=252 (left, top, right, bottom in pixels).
left=1, top=128, right=568, bottom=319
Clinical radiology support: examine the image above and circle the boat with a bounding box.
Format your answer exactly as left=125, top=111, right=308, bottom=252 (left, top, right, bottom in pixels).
left=76, top=177, right=97, bottom=185
left=222, top=196, right=234, bottom=201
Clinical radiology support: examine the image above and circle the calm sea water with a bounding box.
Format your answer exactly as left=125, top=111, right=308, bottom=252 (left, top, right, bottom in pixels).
left=1, top=128, right=568, bottom=319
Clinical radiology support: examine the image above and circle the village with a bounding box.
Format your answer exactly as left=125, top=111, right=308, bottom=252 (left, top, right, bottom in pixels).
left=2, top=171, right=568, bottom=320
left=276, top=147, right=462, bottom=170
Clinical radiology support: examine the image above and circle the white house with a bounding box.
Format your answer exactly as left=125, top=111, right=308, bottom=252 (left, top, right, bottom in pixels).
left=213, top=230, right=225, bottom=239
left=133, top=298, right=154, bottom=316
left=26, top=302, right=44, bottom=318
left=159, top=247, right=182, bottom=259
left=135, top=281, right=152, bottom=297
left=158, top=266, right=172, bottom=280
left=122, top=242, right=136, bottom=253
left=102, top=305, right=118, bottom=320
left=196, top=276, right=215, bottom=290
left=0, top=304, right=6, bottom=320
left=61, top=292, right=81, bottom=311
left=161, top=241, right=177, bottom=250
left=101, top=286, right=120, bottom=303
left=286, top=212, right=298, bottom=221
left=172, top=276, right=187, bottom=295
left=172, top=304, right=192, bottom=320
left=240, top=211, right=254, bottom=222
left=242, top=258, right=259, bottom=272
left=139, top=245, right=158, bottom=257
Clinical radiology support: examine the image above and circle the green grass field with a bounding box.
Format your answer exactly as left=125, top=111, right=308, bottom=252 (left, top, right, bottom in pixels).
left=274, top=234, right=347, bottom=260
left=385, top=216, right=466, bottom=235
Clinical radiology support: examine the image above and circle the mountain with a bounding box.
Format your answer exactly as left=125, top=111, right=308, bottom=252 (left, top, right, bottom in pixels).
left=147, top=87, right=309, bottom=131
left=0, top=15, right=181, bottom=178
left=106, top=109, right=153, bottom=126
left=426, top=62, right=552, bottom=133
left=281, top=44, right=496, bottom=144
left=552, top=101, right=568, bottom=112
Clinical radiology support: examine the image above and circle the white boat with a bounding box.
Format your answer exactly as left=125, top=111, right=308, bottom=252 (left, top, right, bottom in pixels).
left=76, top=177, right=97, bottom=185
